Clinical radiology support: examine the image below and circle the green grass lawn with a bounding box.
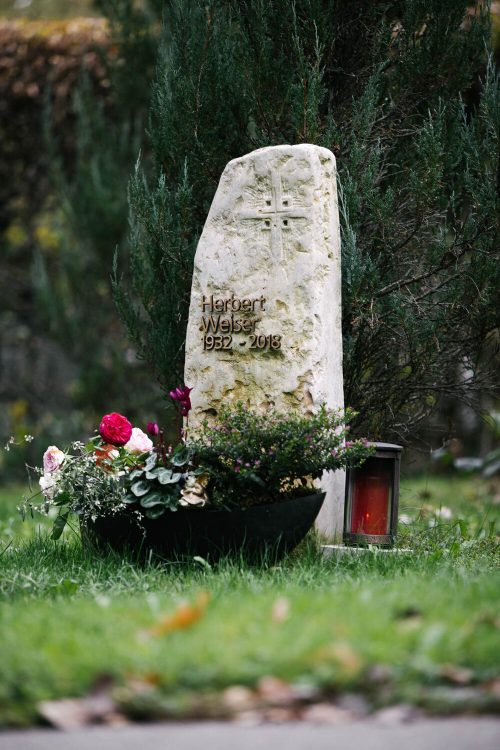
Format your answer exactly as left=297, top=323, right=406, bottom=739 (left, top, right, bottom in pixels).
left=0, top=473, right=499, bottom=727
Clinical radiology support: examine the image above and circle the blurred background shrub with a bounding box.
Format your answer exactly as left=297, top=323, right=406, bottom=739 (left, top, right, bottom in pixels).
left=0, top=0, right=499, bottom=482
left=0, top=1, right=164, bottom=480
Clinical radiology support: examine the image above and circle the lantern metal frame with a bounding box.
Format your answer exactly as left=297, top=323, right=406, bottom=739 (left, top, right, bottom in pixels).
left=343, top=442, right=403, bottom=547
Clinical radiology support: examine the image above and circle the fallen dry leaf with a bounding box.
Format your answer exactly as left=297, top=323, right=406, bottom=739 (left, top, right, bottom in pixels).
left=312, top=642, right=363, bottom=676
left=262, top=707, right=298, bottom=723
left=38, top=699, right=95, bottom=730
left=374, top=703, right=422, bottom=725
left=301, top=703, right=352, bottom=725
left=331, top=642, right=363, bottom=674
left=145, top=591, right=211, bottom=637
left=37, top=694, right=121, bottom=730
left=483, top=679, right=500, bottom=696
left=474, top=612, right=500, bottom=629
left=124, top=673, right=162, bottom=694
left=222, top=685, right=257, bottom=713
left=271, top=596, right=290, bottom=623
left=257, top=676, right=298, bottom=707
left=439, top=664, right=474, bottom=685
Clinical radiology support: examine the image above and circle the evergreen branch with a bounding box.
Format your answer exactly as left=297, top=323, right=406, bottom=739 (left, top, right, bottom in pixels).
left=375, top=244, right=471, bottom=299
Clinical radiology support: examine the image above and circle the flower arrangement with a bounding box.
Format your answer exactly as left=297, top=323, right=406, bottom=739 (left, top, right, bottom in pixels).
left=21, top=410, right=203, bottom=539
left=190, top=403, right=371, bottom=508
left=21, top=388, right=372, bottom=540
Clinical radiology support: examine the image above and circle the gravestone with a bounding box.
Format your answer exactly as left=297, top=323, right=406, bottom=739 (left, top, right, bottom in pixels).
left=184, top=144, right=344, bottom=539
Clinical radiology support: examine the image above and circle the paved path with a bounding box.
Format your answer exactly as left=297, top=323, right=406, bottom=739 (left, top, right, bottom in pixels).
left=1, top=718, right=499, bottom=750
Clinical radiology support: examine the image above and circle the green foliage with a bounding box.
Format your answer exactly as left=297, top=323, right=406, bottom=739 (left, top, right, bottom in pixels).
left=18, top=432, right=198, bottom=533
left=0, top=472, right=499, bottom=726
left=35, top=2, right=161, bottom=414
left=113, top=162, right=197, bottom=379
left=336, top=3, right=498, bottom=440
left=116, top=0, right=499, bottom=439
left=0, top=10, right=164, bottom=484
left=19, top=406, right=370, bottom=531
left=124, top=451, right=185, bottom=518
left=0, top=17, right=112, bottom=236
left=191, top=404, right=371, bottom=506
left=19, top=441, right=131, bottom=538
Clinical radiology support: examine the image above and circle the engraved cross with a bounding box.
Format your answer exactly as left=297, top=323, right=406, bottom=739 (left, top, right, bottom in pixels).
left=236, top=169, right=310, bottom=259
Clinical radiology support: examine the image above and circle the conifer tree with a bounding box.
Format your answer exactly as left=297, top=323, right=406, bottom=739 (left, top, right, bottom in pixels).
left=114, top=0, right=499, bottom=440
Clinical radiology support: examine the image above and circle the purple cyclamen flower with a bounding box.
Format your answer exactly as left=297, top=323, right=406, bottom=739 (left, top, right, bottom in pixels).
left=169, top=385, right=193, bottom=417
left=146, top=422, right=160, bottom=437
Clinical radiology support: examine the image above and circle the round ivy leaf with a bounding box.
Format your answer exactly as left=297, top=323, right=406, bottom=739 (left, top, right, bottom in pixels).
left=140, top=491, right=164, bottom=508
left=171, top=446, right=190, bottom=467
left=144, top=506, right=166, bottom=519
left=123, top=493, right=138, bottom=504
left=157, top=469, right=182, bottom=485
left=129, top=469, right=144, bottom=481
left=130, top=480, right=151, bottom=497
left=144, top=453, right=157, bottom=471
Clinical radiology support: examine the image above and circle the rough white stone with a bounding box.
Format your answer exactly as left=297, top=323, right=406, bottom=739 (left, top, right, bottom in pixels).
left=184, top=144, right=344, bottom=539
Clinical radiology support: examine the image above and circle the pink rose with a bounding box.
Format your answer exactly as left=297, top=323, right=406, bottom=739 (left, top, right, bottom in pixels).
left=124, top=427, right=154, bottom=454
left=43, top=445, right=65, bottom=474
left=99, top=413, right=133, bottom=447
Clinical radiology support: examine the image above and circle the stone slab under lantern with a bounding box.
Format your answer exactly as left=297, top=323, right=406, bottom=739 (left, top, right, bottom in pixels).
left=321, top=545, right=413, bottom=558
left=184, top=144, right=344, bottom=539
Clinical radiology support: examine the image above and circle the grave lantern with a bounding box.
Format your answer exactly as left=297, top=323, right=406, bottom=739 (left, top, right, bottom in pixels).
left=343, top=443, right=403, bottom=547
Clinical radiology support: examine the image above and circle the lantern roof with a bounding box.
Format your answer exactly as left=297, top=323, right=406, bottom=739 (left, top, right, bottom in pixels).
left=366, top=442, right=403, bottom=453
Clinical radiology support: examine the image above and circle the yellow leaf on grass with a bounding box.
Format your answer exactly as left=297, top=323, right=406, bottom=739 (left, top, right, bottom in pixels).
left=331, top=642, right=362, bottom=674
left=147, top=592, right=211, bottom=637
left=312, top=642, right=363, bottom=676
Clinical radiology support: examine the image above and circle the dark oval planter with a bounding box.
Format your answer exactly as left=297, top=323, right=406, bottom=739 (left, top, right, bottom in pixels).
left=82, top=492, right=325, bottom=562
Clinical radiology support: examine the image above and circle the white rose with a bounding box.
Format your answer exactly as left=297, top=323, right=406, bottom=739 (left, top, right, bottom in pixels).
left=39, top=472, right=59, bottom=500
left=43, top=445, right=65, bottom=474
left=124, top=427, right=154, bottom=454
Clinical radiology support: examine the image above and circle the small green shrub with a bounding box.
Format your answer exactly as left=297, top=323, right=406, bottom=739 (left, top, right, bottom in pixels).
left=191, top=404, right=371, bottom=507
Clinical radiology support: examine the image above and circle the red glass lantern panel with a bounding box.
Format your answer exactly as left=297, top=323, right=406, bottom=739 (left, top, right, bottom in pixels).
left=344, top=443, right=402, bottom=547
left=349, top=459, right=392, bottom=536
